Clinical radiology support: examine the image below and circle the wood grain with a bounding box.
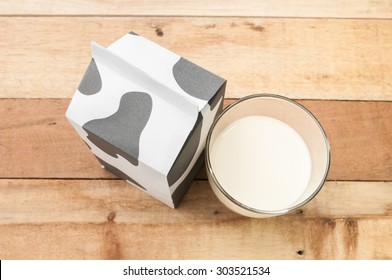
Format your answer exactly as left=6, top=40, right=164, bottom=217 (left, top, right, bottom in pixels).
left=1, top=99, right=391, bottom=181
left=0, top=179, right=391, bottom=259
left=1, top=17, right=392, bottom=100
left=1, top=0, right=392, bottom=261
left=6, top=219, right=390, bottom=259
left=1, top=0, right=391, bottom=18
left=1, top=179, right=391, bottom=224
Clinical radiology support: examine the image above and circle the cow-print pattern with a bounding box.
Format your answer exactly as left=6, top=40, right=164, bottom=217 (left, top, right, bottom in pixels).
left=83, top=92, right=152, bottom=166
left=78, top=58, right=102, bottom=95
left=167, top=112, right=203, bottom=186
left=171, top=153, right=205, bottom=207
left=95, top=156, right=146, bottom=190
left=209, top=82, right=227, bottom=111
left=67, top=33, right=226, bottom=207
left=173, top=57, right=225, bottom=110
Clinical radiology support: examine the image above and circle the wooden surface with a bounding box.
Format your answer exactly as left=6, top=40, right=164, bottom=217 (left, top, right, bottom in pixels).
left=1, top=0, right=392, bottom=18
left=2, top=17, right=392, bottom=100
left=1, top=1, right=391, bottom=260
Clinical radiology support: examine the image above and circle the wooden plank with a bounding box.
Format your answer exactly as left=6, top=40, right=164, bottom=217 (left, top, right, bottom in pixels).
left=0, top=0, right=391, bottom=18
left=1, top=99, right=391, bottom=181
left=2, top=216, right=391, bottom=259
left=298, top=99, right=392, bottom=181
left=0, top=179, right=391, bottom=259
left=1, top=179, right=391, bottom=224
left=1, top=17, right=392, bottom=100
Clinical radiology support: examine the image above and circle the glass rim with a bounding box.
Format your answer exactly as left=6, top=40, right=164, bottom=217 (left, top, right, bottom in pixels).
left=205, top=93, right=331, bottom=215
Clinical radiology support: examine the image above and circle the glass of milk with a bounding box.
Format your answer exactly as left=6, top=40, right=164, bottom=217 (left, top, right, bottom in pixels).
left=206, top=94, right=330, bottom=218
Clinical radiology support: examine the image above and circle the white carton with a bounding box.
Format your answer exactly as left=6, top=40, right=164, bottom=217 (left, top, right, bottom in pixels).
left=66, top=32, right=226, bottom=207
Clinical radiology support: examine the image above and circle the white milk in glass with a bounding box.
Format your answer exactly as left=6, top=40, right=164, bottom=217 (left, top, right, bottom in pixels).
left=210, top=116, right=312, bottom=211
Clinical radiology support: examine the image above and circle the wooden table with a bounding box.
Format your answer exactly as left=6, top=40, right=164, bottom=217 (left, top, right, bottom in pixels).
left=1, top=0, right=391, bottom=260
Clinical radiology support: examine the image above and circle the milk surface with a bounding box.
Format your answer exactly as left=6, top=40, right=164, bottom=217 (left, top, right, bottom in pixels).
left=210, top=116, right=312, bottom=211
